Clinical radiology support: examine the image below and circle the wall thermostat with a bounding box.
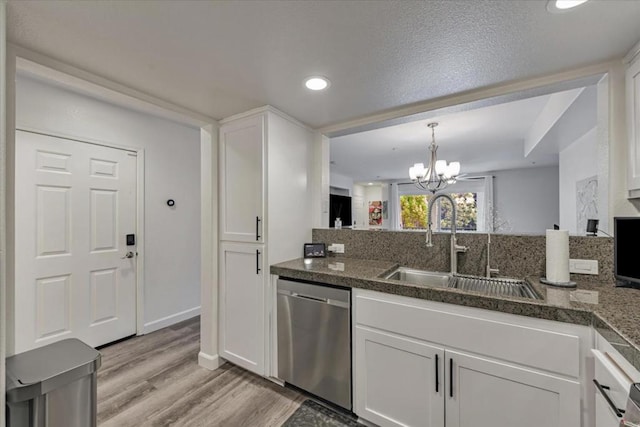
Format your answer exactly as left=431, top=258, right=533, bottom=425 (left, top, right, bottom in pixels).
left=167, top=199, right=175, bottom=207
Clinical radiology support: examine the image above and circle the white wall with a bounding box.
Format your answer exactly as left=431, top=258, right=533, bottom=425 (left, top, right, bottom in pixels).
left=352, top=184, right=366, bottom=228
left=330, top=170, right=353, bottom=195
left=492, top=166, right=559, bottom=234
left=15, top=74, right=201, bottom=331
left=559, top=127, right=598, bottom=234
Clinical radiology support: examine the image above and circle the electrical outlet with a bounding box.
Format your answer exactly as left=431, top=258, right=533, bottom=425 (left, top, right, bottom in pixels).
left=569, top=259, right=599, bottom=275
left=328, top=243, right=345, bottom=254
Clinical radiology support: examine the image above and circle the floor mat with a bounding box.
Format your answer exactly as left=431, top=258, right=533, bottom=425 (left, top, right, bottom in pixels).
left=281, top=399, right=363, bottom=427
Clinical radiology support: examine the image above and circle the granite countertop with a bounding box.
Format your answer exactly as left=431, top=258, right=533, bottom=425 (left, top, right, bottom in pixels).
left=271, top=257, right=640, bottom=371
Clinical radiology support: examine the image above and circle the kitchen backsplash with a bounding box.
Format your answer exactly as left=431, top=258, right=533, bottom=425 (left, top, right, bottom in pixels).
left=312, top=229, right=614, bottom=283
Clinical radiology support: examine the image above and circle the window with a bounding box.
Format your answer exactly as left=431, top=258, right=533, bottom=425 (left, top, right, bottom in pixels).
left=400, top=192, right=478, bottom=231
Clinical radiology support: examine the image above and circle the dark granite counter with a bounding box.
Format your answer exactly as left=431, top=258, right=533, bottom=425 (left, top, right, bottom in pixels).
left=271, top=257, right=640, bottom=371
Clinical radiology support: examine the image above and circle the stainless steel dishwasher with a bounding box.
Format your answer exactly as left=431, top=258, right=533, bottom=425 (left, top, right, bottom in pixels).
left=277, top=279, right=351, bottom=410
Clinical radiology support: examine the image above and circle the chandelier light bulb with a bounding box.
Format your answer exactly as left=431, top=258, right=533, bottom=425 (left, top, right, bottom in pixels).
left=448, top=162, right=461, bottom=177
left=409, top=166, right=417, bottom=180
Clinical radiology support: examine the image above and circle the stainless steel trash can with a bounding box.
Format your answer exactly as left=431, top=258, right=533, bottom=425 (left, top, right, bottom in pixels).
left=6, top=338, right=102, bottom=427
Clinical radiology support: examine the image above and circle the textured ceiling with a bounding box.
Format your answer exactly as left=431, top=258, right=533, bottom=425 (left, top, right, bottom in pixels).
left=7, top=0, right=640, bottom=128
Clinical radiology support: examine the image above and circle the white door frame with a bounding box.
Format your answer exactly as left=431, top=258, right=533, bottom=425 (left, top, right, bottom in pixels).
left=15, top=127, right=147, bottom=336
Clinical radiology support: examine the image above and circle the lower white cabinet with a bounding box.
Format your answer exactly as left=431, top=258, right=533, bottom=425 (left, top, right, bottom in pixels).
left=446, top=349, right=580, bottom=427
left=355, top=326, right=445, bottom=427
left=354, top=289, right=584, bottom=427
left=594, top=393, right=622, bottom=427
left=591, top=346, right=638, bottom=427
left=219, top=242, right=265, bottom=375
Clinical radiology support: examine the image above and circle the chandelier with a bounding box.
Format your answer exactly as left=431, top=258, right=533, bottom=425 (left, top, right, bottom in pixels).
left=408, top=122, right=461, bottom=193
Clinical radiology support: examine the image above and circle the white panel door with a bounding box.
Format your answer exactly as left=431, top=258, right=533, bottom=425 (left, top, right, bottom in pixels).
left=220, top=114, right=265, bottom=243
left=354, top=326, right=445, bottom=427
left=219, top=242, right=265, bottom=375
left=445, top=349, right=581, bottom=427
left=15, top=130, right=137, bottom=352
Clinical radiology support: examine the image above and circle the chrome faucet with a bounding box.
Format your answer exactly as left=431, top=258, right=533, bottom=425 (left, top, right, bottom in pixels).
left=486, top=233, right=500, bottom=278
left=425, top=193, right=469, bottom=275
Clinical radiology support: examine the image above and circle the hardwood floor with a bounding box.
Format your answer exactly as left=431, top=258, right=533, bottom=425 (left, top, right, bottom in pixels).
left=97, top=317, right=305, bottom=427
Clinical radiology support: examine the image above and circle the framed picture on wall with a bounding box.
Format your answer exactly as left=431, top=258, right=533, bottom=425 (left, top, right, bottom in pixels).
left=369, top=201, right=382, bottom=225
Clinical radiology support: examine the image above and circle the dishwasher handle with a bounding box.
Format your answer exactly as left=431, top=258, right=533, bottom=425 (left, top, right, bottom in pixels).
left=277, top=289, right=349, bottom=308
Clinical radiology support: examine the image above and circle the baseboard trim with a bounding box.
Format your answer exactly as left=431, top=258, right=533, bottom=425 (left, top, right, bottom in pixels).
left=198, top=351, right=224, bottom=370
left=143, top=306, right=200, bottom=334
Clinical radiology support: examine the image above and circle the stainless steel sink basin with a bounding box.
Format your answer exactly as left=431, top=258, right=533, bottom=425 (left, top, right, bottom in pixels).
left=451, top=275, right=541, bottom=300
left=384, top=267, right=541, bottom=300
left=385, top=267, right=453, bottom=288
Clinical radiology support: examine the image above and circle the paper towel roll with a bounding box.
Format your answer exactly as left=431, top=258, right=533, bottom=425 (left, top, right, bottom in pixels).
left=546, top=229, right=570, bottom=283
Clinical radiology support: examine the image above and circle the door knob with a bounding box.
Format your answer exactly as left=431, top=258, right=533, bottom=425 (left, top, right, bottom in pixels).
left=121, top=251, right=135, bottom=259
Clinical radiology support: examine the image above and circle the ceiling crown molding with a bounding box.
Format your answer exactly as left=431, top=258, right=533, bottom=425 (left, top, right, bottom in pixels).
left=625, top=39, right=640, bottom=64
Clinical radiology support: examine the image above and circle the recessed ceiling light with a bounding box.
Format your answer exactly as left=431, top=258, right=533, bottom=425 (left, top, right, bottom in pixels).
left=368, top=182, right=373, bottom=186
left=547, top=0, right=588, bottom=13
left=304, top=76, right=330, bottom=91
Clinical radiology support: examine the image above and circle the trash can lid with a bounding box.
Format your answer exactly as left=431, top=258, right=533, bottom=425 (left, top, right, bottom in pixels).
left=6, top=338, right=101, bottom=402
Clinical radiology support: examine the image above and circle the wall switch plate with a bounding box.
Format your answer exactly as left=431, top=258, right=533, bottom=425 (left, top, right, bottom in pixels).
left=328, top=243, right=345, bottom=254
left=569, top=259, right=599, bottom=275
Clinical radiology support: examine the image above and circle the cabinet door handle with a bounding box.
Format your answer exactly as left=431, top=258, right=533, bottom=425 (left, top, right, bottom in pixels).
left=593, top=379, right=625, bottom=418
left=449, top=358, right=454, bottom=398
left=256, top=249, right=261, bottom=274
left=435, top=354, right=439, bottom=393
left=256, top=216, right=261, bottom=241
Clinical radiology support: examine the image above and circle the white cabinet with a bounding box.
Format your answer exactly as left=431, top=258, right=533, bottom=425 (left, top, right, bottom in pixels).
left=220, top=114, right=265, bottom=243
left=353, top=289, right=586, bottom=427
left=218, top=107, right=314, bottom=377
left=626, top=49, right=640, bottom=196
left=354, top=326, right=445, bottom=427
left=446, top=349, right=580, bottom=427
left=594, top=393, right=622, bottom=427
left=219, top=242, right=265, bottom=374
left=591, top=344, right=639, bottom=427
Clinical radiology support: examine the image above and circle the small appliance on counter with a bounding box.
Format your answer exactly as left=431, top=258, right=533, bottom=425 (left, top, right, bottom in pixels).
left=303, top=243, right=326, bottom=258
left=615, top=217, right=640, bottom=289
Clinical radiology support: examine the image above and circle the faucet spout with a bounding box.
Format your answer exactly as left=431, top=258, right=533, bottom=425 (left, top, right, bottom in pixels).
left=425, top=193, right=468, bottom=274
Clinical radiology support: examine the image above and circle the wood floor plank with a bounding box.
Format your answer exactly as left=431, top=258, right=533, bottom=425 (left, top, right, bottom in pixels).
left=97, top=318, right=303, bottom=427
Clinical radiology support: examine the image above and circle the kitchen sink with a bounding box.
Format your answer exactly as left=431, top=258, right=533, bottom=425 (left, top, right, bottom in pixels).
left=450, top=275, right=541, bottom=300
left=384, top=267, right=541, bottom=300
left=384, top=267, right=454, bottom=288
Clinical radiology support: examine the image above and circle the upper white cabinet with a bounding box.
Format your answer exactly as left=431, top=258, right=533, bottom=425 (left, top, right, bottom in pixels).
left=220, top=114, right=265, bottom=243
left=218, top=107, right=314, bottom=376
left=626, top=46, right=640, bottom=197
left=353, top=289, right=587, bottom=427
left=219, top=107, right=314, bottom=258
